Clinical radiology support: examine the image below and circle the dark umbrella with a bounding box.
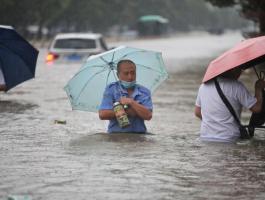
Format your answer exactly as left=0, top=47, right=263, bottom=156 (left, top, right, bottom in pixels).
left=0, top=25, right=39, bottom=91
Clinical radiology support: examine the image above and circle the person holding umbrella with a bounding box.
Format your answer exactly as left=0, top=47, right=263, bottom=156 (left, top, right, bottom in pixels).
left=194, top=36, right=265, bottom=142
left=0, top=25, right=38, bottom=92
left=98, top=59, right=153, bottom=133
left=64, top=46, right=168, bottom=133
left=195, top=67, right=265, bottom=142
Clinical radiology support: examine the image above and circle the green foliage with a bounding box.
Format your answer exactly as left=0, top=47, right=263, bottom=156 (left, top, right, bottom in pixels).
left=206, top=0, right=265, bottom=34
left=0, top=0, right=70, bottom=37
left=0, top=0, right=248, bottom=38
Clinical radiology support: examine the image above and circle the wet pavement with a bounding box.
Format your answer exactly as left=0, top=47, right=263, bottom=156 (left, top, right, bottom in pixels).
left=1, top=31, right=265, bottom=200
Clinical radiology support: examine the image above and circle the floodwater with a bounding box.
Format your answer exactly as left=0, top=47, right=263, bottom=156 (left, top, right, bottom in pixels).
left=1, top=31, right=265, bottom=200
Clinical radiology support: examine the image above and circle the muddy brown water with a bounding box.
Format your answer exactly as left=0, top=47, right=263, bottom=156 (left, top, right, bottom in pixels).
left=1, top=32, right=265, bottom=200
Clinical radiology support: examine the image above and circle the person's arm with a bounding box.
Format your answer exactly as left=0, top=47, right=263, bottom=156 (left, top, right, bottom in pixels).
left=124, top=106, right=137, bottom=117
left=194, top=105, right=202, bottom=120
left=120, top=97, right=152, bottom=120
left=98, top=85, right=115, bottom=120
left=98, top=109, right=115, bottom=120
left=0, top=84, right=6, bottom=91
left=250, top=79, right=265, bottom=113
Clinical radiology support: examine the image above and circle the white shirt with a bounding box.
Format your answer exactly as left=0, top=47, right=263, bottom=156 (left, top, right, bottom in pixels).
left=196, top=78, right=257, bottom=142
left=0, top=67, right=5, bottom=85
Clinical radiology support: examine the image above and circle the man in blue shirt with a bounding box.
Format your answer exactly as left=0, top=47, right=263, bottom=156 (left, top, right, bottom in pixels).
left=98, top=59, right=153, bottom=133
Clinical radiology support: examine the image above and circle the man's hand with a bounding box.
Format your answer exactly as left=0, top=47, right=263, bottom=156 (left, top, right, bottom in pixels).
left=255, top=78, right=265, bottom=90
left=120, top=97, right=137, bottom=117
left=119, top=97, right=152, bottom=120
left=120, top=97, right=133, bottom=106
left=251, top=78, right=265, bottom=113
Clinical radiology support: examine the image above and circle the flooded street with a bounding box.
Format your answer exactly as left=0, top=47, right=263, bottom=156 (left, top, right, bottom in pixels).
left=1, top=31, right=265, bottom=200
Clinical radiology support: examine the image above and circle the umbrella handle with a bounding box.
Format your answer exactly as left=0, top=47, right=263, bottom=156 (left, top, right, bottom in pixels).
left=260, top=71, right=265, bottom=80
left=254, top=66, right=260, bottom=78
left=253, top=66, right=265, bottom=80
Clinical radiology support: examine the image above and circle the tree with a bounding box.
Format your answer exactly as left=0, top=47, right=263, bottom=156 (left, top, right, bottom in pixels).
left=29, top=0, right=71, bottom=39
left=0, top=0, right=70, bottom=38
left=205, top=0, right=265, bottom=34
left=0, top=0, right=248, bottom=39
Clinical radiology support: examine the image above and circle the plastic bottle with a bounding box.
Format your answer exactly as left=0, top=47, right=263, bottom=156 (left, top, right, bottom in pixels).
left=113, top=102, right=130, bottom=128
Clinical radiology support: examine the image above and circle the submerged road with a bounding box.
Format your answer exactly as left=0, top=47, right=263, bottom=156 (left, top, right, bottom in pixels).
left=1, top=31, right=265, bottom=200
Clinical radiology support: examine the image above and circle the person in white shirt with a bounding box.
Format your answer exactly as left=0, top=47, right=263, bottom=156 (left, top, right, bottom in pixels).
left=0, top=67, right=6, bottom=91
left=195, top=68, right=265, bottom=142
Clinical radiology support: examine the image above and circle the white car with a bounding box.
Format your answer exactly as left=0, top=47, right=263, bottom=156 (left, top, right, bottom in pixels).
left=46, top=33, right=108, bottom=63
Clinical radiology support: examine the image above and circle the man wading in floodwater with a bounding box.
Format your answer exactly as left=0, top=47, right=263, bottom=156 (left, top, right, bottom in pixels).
left=98, top=59, right=153, bottom=133
left=195, top=68, right=265, bottom=142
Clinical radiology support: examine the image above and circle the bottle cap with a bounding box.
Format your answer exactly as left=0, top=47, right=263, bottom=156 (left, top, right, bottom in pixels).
left=113, top=102, right=120, bottom=106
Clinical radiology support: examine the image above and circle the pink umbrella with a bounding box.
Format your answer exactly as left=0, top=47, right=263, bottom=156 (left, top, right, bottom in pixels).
left=202, top=35, right=265, bottom=83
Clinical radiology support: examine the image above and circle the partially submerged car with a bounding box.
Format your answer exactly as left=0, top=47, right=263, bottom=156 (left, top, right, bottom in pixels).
left=46, top=33, right=108, bottom=63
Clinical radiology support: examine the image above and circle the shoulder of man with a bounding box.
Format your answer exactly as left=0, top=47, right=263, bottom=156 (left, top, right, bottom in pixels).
left=226, top=79, right=246, bottom=90
left=137, top=84, right=151, bottom=95
left=106, top=81, right=119, bottom=90
left=218, top=78, right=244, bottom=89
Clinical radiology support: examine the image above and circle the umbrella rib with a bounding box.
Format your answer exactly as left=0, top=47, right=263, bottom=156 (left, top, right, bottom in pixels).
left=105, top=69, right=112, bottom=86
left=71, top=64, right=108, bottom=79
left=100, top=56, right=123, bottom=97
left=134, top=63, right=165, bottom=74
left=111, top=50, right=166, bottom=74
left=117, top=50, right=146, bottom=60
left=112, top=59, right=165, bottom=75
left=76, top=67, right=109, bottom=101
left=98, top=50, right=116, bottom=63
left=253, top=66, right=260, bottom=78
left=104, top=65, right=123, bottom=97
left=111, top=68, right=124, bottom=97
left=111, top=50, right=116, bottom=63
left=99, top=52, right=116, bottom=70
left=104, top=49, right=116, bottom=64
left=106, top=68, right=124, bottom=97
left=100, top=56, right=110, bottom=65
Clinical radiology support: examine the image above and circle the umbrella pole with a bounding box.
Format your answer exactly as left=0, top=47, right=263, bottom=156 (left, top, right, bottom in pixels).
left=104, top=56, right=124, bottom=97
left=253, top=66, right=260, bottom=78
left=111, top=69, right=123, bottom=97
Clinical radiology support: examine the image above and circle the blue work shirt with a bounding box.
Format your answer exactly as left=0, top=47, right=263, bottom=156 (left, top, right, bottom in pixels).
left=99, top=81, right=153, bottom=133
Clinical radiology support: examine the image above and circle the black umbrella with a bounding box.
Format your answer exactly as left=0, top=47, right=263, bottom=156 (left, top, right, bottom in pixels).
left=0, top=25, right=39, bottom=91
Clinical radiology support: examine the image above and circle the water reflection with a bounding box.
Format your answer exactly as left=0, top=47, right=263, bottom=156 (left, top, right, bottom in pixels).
left=69, top=132, right=155, bottom=146
left=0, top=100, right=37, bottom=113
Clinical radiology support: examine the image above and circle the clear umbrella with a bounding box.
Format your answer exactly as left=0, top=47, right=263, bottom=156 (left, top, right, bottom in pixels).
left=64, top=46, right=168, bottom=112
